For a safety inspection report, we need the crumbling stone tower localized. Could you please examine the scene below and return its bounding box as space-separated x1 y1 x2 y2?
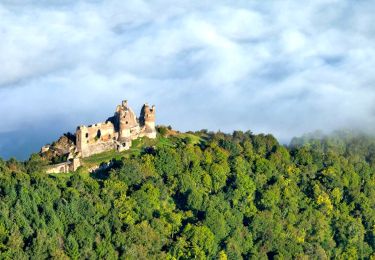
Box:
76 125 88 157
117 100 140 141
140 103 156 138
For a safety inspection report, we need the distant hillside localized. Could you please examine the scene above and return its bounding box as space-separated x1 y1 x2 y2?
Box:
0 129 374 259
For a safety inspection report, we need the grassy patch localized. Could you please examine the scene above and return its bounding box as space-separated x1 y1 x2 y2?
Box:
78 133 202 168
81 136 159 167
178 133 202 145
156 135 175 147
82 149 128 167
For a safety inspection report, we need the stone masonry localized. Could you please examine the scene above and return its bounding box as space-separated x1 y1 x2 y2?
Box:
44 100 156 173
76 100 156 158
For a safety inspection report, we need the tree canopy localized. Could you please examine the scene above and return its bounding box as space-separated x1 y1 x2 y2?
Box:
0 130 374 259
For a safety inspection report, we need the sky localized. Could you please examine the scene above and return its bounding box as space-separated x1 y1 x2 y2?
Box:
1 0 375 160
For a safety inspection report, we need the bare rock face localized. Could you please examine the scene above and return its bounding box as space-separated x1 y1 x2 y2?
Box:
53 135 75 154
40 133 76 163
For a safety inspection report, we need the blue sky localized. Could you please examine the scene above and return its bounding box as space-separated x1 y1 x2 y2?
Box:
1 0 375 159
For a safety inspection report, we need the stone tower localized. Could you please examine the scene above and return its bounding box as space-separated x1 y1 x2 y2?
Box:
76 125 88 157
117 100 140 141
140 103 156 138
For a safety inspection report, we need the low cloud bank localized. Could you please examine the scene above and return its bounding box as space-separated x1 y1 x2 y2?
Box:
1 0 375 159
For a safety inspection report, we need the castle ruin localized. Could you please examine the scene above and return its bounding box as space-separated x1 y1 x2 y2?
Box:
76 100 156 157
43 100 156 173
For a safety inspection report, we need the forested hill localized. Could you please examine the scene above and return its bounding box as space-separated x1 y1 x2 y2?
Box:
0 129 374 259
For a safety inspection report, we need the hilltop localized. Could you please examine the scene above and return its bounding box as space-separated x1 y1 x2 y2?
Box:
39 125 198 175
0 129 374 259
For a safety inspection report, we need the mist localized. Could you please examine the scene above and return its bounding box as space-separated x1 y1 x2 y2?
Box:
1 0 375 160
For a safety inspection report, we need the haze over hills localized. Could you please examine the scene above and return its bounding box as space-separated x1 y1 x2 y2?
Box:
1 1 375 159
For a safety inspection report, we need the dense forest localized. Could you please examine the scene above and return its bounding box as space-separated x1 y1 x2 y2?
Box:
0 129 374 259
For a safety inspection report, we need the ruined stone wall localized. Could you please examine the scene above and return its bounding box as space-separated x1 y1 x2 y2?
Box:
46 158 81 173
76 122 116 157
119 125 141 141
71 158 81 171
82 141 116 158
116 139 132 152
46 162 70 174
86 122 115 143
74 100 156 158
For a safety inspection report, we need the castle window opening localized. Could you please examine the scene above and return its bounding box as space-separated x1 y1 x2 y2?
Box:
97 130 101 139
126 121 128 124
85 133 89 138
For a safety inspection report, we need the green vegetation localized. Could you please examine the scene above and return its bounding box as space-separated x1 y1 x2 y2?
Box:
82 135 175 167
0 130 375 259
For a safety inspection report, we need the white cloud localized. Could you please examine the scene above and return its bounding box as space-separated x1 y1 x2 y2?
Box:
0 0 375 159
281 30 307 53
